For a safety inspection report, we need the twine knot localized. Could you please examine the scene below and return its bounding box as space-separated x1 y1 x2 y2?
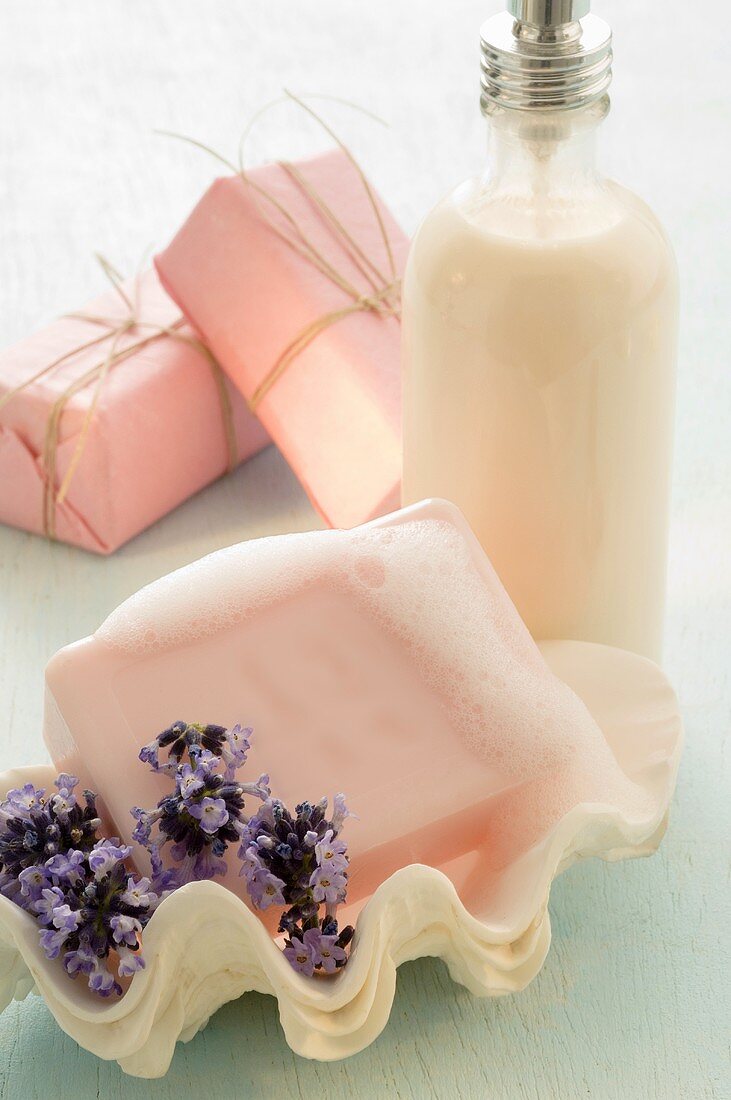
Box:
0 258 238 540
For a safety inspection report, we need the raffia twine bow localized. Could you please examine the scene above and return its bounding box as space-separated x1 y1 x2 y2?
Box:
0 256 237 540
1 93 400 542
167 91 402 412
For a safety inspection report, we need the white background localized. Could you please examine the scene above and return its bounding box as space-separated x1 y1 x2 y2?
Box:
0 2 728 1097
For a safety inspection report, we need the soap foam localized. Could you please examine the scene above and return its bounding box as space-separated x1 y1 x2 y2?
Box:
97 517 646 804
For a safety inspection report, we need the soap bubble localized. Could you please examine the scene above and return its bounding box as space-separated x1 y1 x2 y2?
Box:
96 516 649 813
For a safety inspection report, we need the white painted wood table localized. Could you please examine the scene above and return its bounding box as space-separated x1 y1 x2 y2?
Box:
0 2 728 1097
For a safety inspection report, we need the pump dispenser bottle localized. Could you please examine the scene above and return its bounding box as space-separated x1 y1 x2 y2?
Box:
402 0 677 661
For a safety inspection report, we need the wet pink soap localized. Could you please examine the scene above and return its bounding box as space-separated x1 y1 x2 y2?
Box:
43 500 638 910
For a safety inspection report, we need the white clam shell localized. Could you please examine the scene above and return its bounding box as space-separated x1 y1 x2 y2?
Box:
0 639 682 1078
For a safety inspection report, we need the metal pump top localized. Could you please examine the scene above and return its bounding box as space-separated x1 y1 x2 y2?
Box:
480 0 612 113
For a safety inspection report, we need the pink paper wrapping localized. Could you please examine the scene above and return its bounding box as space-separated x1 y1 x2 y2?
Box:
155 149 408 529
0 269 270 554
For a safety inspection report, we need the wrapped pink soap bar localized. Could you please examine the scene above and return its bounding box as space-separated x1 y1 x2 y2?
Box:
43 500 645 913
0 269 269 554
155 149 408 529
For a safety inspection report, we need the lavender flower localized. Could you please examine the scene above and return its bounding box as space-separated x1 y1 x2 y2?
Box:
0 773 158 997
309 928 348 974
117 946 145 979
89 966 121 995
121 876 156 908
310 865 347 905
0 724 358 995
222 724 253 773
177 763 206 800
0 775 101 905
39 927 69 959
283 926 350 976
45 849 86 882
88 841 131 879
28 837 157 996
139 722 229 772
109 912 143 947
50 902 82 934
283 930 318 977
315 830 349 874
239 795 354 975
243 858 286 909
33 886 65 923
188 796 230 834
17 865 50 901
331 793 353 833
134 722 269 889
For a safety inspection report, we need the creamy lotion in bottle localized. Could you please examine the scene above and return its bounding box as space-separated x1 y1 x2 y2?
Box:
402 0 677 661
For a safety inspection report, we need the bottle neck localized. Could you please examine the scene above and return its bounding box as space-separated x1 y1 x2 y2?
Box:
469 98 614 240
484 99 607 194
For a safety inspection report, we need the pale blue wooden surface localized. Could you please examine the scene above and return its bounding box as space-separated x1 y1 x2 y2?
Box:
0 2 728 1097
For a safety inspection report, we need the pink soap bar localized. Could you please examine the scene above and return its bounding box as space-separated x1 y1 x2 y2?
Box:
0 269 270 553
155 150 408 529
43 500 642 914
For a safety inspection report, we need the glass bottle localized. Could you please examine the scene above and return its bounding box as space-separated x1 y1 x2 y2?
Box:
402 0 678 661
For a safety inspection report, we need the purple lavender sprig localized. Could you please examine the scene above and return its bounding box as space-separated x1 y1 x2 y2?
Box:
139 721 231 772
239 794 354 976
0 724 356 993
0 776 156 996
0 775 101 903
21 840 157 996
133 722 269 889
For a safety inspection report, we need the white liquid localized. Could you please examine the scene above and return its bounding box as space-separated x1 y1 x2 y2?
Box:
402 175 678 660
